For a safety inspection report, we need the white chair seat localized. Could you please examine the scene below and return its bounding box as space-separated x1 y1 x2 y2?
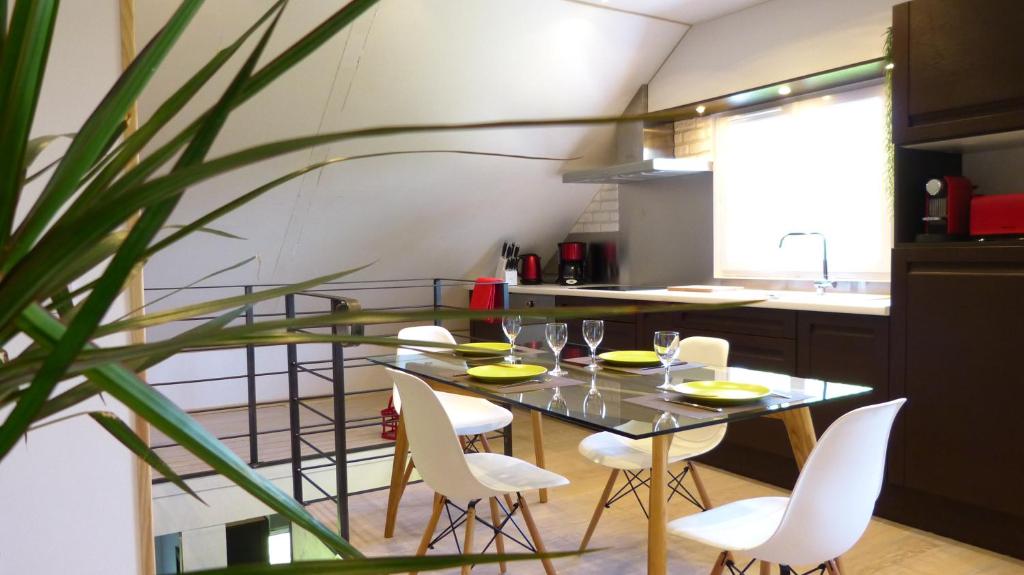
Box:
578 425 726 470
438 391 514 436
668 496 788 550
465 452 570 496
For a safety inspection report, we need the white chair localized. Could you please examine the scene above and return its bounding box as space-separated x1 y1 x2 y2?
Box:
668 398 906 575
577 336 730 551
389 326 514 514
391 369 569 575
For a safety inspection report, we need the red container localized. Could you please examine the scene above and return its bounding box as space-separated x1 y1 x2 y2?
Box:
520 253 543 284
971 193 1024 236
558 241 586 262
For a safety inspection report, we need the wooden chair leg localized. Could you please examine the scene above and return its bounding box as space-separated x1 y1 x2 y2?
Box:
518 493 557 575
709 551 728 575
461 503 477 575
396 458 416 504
579 469 620 551
825 559 842 575
759 560 772 575
488 497 508 574
412 493 445 575
688 461 715 509
531 412 548 503
479 433 493 453
384 415 409 538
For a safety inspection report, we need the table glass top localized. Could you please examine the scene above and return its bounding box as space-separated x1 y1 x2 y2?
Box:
367 343 871 439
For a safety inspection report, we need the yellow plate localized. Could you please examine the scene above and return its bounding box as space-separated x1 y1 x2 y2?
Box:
673 380 772 405
454 342 512 356
466 364 547 383
598 350 662 367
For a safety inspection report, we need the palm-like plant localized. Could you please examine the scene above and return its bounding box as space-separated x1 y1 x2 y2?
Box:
1 0 736 571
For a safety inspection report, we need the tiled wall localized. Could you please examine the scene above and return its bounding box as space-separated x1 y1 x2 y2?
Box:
674 117 714 159
570 184 620 233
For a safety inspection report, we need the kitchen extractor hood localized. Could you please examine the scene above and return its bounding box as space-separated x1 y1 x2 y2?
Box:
562 84 712 184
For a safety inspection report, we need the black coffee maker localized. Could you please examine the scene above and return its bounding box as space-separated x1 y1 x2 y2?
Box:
557 242 586 285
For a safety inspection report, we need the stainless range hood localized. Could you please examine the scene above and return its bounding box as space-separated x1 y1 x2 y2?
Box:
562 85 711 184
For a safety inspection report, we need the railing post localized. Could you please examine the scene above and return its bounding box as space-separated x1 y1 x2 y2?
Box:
501 281 510 310
432 278 442 327
245 286 258 466
330 298 349 540
285 294 303 505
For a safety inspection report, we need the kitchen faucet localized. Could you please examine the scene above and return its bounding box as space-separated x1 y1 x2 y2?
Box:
778 232 837 295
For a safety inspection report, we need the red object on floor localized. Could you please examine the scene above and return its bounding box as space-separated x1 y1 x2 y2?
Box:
380 397 399 440
469 276 505 324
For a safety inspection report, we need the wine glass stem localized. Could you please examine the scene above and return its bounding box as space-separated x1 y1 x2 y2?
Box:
590 347 597 367
554 351 561 373
664 366 671 388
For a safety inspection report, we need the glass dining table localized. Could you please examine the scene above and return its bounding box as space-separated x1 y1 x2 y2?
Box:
370 342 871 575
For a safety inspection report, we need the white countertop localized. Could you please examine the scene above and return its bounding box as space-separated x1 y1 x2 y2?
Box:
502 284 891 316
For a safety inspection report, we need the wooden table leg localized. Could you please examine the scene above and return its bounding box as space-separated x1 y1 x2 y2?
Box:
384 414 408 538
648 434 670 575
531 411 548 503
777 407 817 469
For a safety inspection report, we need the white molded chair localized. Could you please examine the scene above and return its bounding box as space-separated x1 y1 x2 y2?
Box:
391 369 569 575
577 336 730 551
389 326 514 512
668 398 906 575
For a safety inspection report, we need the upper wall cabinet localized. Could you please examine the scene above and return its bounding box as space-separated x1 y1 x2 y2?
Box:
892 0 1024 145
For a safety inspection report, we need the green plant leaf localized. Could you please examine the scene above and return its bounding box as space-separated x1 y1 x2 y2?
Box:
16 303 362 558
183 552 581 575
0 0 59 240
0 1 286 461
89 410 205 503
114 257 256 322
6 0 203 265
24 132 74 169
164 225 246 241
146 149 572 257
97 262 374 336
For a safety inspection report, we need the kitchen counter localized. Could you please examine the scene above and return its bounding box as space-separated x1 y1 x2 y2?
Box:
502 284 890 316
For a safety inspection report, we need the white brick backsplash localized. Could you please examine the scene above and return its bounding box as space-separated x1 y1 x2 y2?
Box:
592 211 610 222
599 188 618 201
600 201 618 212
609 211 619 222
599 222 618 232
582 222 601 233
569 184 619 234
577 212 593 222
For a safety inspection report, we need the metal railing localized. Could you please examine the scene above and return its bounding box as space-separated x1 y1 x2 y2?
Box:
145 277 511 538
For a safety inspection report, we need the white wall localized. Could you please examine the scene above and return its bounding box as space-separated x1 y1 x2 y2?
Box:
0 2 141 574
649 0 901 111
135 0 684 287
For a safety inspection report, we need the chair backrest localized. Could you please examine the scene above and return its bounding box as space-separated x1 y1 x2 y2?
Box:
396 325 457 355
752 398 906 566
392 325 457 412
677 336 729 367
387 368 490 503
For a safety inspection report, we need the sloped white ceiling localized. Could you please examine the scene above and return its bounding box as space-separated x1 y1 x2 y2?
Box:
568 0 768 24
136 0 685 287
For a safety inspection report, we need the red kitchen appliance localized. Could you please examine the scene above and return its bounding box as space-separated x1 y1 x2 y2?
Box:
970 193 1024 237
919 175 974 241
557 242 587 285
519 253 543 284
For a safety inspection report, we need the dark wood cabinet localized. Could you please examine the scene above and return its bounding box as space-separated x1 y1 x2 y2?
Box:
555 296 638 350
892 0 1024 144
892 246 1024 515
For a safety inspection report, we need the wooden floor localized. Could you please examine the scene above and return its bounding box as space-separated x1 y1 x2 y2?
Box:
312 409 1024 575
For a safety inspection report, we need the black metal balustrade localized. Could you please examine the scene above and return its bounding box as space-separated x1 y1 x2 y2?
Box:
145 277 511 539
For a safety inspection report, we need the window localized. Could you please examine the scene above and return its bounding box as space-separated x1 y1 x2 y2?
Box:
712 82 891 282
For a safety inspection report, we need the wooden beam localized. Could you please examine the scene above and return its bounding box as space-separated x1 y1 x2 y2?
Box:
119 1 154 574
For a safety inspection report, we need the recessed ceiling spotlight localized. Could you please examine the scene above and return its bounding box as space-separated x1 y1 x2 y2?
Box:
778 85 792 96
885 62 895 70
695 105 706 115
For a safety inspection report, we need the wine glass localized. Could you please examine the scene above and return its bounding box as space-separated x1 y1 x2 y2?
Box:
547 387 569 416
582 319 604 371
583 372 606 419
545 322 568 376
654 330 680 390
653 410 679 433
501 315 522 364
